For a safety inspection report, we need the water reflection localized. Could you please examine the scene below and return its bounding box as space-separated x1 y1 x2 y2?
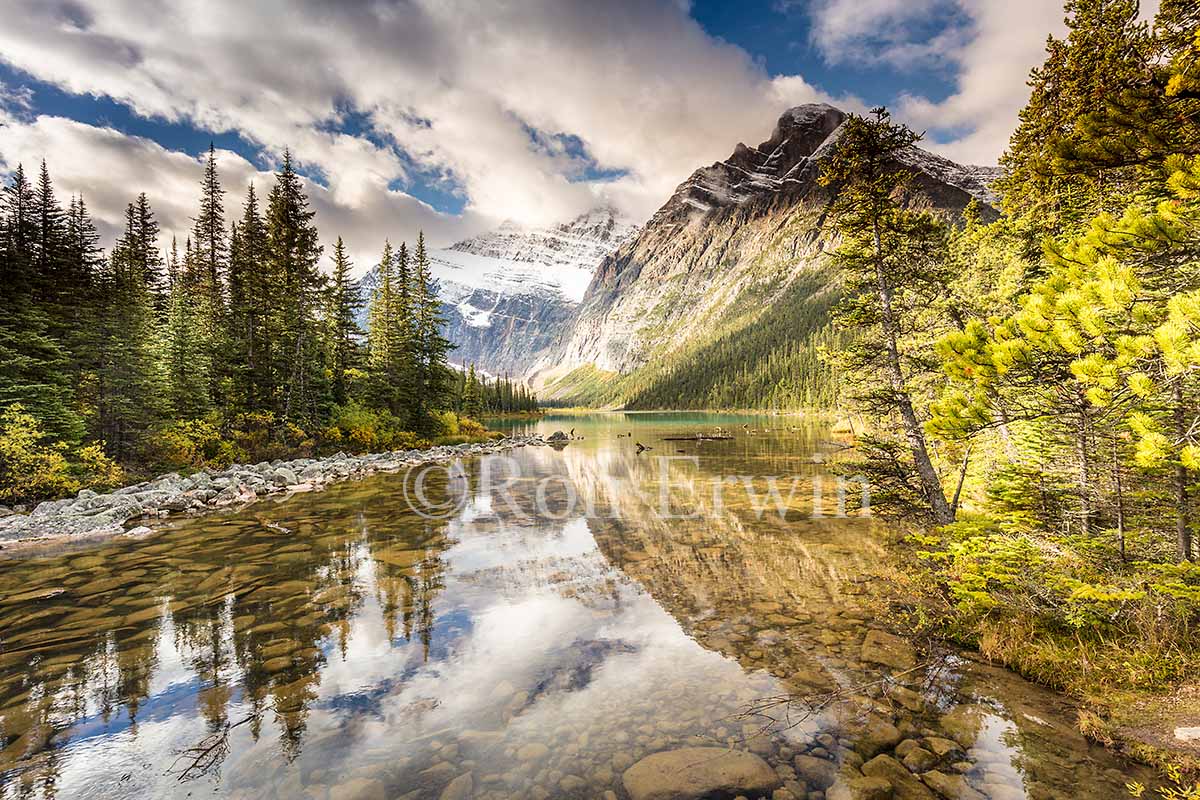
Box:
0 413 1150 799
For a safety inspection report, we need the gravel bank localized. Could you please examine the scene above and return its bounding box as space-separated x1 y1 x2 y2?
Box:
0 434 553 548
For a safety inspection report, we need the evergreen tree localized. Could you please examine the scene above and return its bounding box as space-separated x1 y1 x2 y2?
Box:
0 164 80 441
463 364 483 420
95 200 165 460
997 0 1154 242
411 231 452 430
326 237 363 406
367 240 416 415
264 152 326 424
821 108 956 524
162 237 213 418
226 183 273 413
190 144 227 407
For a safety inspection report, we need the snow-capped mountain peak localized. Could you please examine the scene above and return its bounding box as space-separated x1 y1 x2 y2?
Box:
357 206 639 374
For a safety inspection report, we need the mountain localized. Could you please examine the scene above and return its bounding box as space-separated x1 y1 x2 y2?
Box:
533 103 1001 408
356 207 638 376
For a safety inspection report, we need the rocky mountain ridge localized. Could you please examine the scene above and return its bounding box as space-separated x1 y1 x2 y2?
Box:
357 207 638 376
533 103 1001 401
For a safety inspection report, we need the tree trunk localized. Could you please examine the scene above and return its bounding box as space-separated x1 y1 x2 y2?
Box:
1112 436 1126 563
873 223 953 525
1174 384 1193 561
1076 402 1092 537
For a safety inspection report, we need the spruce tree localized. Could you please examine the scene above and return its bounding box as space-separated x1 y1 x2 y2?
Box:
95 200 165 461
226 183 273 413
162 237 213 418
190 144 227 407
821 109 956 524
326 237 363 406
0 164 80 441
411 231 452 429
264 152 325 425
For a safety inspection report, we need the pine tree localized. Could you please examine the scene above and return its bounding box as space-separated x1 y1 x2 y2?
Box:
367 240 416 415
226 183 273 413
162 237 212 418
0 164 37 302
95 200 165 460
0 164 80 441
265 152 326 424
463 364 483 420
190 144 227 407
821 108 956 524
326 237 363 406
997 0 1154 242
411 231 452 430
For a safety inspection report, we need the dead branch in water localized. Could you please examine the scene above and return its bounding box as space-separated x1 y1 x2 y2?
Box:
729 655 956 743
168 713 256 782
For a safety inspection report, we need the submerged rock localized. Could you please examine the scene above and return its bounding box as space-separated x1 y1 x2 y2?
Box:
859 629 916 671
622 747 781 800
861 755 935 800
921 770 986 800
828 776 894 800
938 705 989 749
439 772 474 800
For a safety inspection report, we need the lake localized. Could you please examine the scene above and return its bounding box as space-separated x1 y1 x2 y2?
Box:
0 412 1150 799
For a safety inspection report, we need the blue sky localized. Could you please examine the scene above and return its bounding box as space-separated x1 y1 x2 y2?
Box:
0 0 1072 265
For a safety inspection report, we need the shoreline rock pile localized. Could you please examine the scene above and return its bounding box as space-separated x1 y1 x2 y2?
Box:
0 434 551 547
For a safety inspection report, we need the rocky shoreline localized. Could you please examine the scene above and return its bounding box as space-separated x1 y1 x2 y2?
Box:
0 434 553 549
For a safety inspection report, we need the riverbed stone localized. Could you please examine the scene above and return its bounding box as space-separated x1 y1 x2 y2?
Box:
795 754 839 788
923 737 961 759
439 772 474 800
921 771 985 800
861 755 935 800
938 706 988 749
329 777 386 800
854 716 902 759
901 747 937 774
622 747 781 800
518 742 550 761
859 630 916 671
828 776 894 800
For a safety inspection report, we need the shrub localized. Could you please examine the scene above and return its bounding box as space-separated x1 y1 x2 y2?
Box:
149 418 236 470
327 402 429 453
73 443 124 492
0 404 77 504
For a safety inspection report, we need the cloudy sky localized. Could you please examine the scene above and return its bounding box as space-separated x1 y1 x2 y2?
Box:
0 0 1132 273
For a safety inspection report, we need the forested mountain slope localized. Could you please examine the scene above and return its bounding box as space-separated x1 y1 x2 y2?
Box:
534 104 1000 408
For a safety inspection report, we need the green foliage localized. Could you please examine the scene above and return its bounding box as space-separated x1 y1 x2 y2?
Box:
147 418 236 470
0 145 462 502
0 404 122 505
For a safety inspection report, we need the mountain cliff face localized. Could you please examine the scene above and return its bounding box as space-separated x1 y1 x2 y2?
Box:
533 104 1000 404
357 208 638 375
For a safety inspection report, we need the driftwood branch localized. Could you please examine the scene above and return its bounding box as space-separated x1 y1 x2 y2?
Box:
167 713 256 782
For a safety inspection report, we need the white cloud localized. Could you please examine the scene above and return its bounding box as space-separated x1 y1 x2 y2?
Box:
806 0 1164 166
807 0 968 67
0 0 851 261
0 112 487 275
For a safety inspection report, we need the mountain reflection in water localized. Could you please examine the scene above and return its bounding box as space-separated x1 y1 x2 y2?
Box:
0 413 1152 799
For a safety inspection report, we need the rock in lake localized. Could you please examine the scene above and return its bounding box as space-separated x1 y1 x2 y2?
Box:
439 772 474 800
622 747 781 800
859 629 916 671
861 755 935 800
827 776 895 800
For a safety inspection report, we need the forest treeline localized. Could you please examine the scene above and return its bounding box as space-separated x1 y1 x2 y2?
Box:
0 148 535 505
828 0 1200 718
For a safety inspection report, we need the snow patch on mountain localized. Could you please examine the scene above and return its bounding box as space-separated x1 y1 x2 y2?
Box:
356 206 639 375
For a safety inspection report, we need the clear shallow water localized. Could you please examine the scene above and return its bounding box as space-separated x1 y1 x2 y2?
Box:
0 413 1151 799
